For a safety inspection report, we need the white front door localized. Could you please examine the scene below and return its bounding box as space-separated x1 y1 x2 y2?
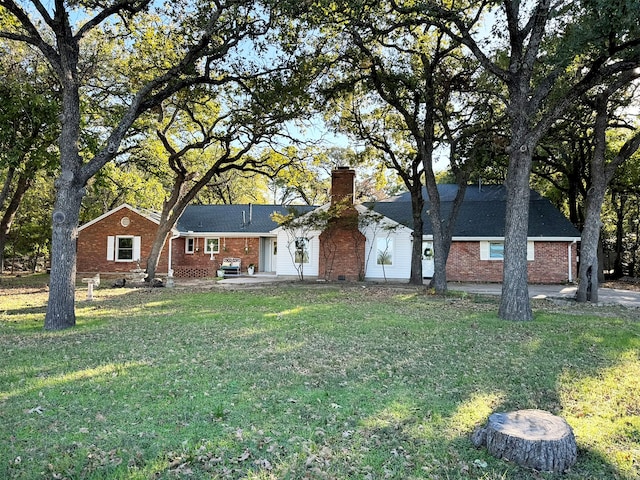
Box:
422 241 434 278
261 238 278 273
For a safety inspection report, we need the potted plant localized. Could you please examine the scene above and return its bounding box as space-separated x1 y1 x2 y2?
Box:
247 264 255 275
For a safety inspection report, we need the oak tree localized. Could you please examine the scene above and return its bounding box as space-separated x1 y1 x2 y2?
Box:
0 0 285 329
0 44 58 271
421 0 640 319
316 1 483 289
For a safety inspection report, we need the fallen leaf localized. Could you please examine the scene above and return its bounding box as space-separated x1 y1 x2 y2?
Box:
474 459 488 468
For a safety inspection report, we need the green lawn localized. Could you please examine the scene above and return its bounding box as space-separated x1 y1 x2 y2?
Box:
1 276 638 479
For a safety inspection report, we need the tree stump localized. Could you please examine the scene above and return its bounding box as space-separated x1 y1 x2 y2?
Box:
472 409 577 473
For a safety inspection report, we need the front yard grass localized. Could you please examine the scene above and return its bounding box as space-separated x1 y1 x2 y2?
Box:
0 278 638 479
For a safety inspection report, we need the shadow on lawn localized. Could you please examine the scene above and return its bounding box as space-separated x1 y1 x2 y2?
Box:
1 283 637 479
149 294 637 480
0 282 176 331
2 304 47 317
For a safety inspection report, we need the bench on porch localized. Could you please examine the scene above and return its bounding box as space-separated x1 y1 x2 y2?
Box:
220 258 241 277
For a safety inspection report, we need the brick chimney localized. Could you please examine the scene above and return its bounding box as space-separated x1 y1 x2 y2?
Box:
330 167 356 206
319 167 365 281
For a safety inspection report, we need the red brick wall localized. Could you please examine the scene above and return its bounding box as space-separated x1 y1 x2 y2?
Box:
446 241 577 283
319 223 366 281
171 236 260 278
77 207 169 275
527 242 578 283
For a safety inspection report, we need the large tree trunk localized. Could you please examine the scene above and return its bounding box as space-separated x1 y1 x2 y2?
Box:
424 162 446 293
576 186 607 302
0 166 16 210
409 186 424 285
427 178 469 295
145 168 217 281
45 174 84 330
499 145 533 321
429 227 448 293
496 9 544 322
145 219 176 281
574 89 640 301
45 60 84 330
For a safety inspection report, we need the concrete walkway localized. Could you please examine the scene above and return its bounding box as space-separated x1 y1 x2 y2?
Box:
215 273 283 285
449 283 640 308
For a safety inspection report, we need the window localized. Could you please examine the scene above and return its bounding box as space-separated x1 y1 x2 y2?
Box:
117 236 134 260
480 241 535 261
294 238 309 264
204 238 219 254
107 235 140 262
185 238 195 254
376 237 393 265
489 242 504 260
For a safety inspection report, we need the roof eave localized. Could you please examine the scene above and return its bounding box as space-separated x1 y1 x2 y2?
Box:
78 203 162 232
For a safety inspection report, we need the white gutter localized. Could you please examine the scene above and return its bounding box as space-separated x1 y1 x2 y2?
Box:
568 240 577 283
166 230 181 286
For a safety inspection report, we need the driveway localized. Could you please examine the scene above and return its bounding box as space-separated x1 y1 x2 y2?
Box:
449 283 640 308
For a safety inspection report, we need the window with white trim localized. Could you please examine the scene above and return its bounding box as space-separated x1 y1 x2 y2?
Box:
185 238 195 254
376 237 394 265
480 241 535 261
204 237 220 254
117 236 134 260
106 235 140 262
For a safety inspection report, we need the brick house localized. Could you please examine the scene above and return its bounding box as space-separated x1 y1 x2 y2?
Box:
77 205 171 276
275 169 580 283
367 182 581 283
77 203 314 279
77 168 580 283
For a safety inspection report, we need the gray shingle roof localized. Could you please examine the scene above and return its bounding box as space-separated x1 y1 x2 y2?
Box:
370 185 580 238
175 204 316 234
173 185 579 238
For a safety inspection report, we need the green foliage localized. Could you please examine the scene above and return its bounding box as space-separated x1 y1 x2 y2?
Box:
80 162 166 222
195 170 271 205
0 40 60 271
3 176 54 271
561 0 640 61
0 46 59 173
